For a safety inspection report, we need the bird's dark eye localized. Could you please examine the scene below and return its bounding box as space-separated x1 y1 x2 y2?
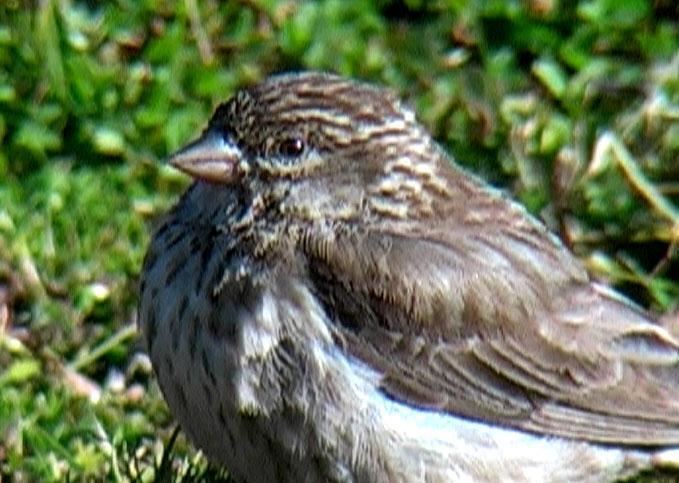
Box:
279 137 305 158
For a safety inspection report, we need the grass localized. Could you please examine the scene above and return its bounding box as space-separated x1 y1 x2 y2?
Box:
0 0 677 481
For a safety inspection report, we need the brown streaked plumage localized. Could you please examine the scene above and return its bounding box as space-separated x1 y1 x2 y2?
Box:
139 72 679 483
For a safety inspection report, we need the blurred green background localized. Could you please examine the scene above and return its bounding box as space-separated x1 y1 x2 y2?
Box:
0 0 677 481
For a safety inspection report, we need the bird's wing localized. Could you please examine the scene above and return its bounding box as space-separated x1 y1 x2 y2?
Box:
300 225 679 445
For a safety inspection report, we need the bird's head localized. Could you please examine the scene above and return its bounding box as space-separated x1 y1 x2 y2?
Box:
169 72 450 224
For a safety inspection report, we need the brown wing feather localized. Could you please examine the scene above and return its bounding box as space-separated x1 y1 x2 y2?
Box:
300 224 679 446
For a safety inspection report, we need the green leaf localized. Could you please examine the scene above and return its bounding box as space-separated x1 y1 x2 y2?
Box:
578 0 650 29
14 120 62 155
532 58 567 99
0 359 41 385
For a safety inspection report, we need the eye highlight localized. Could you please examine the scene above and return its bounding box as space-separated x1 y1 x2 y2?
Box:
279 137 305 158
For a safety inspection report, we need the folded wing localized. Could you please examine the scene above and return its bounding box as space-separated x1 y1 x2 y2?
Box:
301 226 679 445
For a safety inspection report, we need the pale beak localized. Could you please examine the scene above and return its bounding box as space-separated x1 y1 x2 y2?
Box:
168 130 242 183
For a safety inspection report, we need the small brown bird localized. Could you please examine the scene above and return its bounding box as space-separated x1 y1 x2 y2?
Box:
139 72 679 483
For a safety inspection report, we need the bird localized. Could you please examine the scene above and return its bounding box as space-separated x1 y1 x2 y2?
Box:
138 72 679 483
